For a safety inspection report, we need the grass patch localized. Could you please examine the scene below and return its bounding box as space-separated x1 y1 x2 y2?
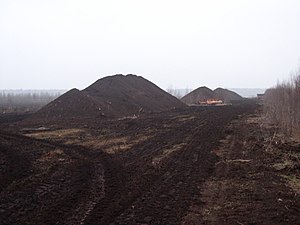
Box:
281 174 300 194
26 129 85 139
273 160 296 171
152 143 186 167
172 115 196 122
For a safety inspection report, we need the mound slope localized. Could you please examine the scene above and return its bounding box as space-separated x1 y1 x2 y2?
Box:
32 88 101 120
181 86 243 104
181 86 214 104
213 88 243 103
26 74 185 123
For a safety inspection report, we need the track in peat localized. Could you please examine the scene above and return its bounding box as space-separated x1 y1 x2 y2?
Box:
1 105 264 224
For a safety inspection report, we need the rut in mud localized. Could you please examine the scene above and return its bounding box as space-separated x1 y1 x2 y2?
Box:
0 132 117 225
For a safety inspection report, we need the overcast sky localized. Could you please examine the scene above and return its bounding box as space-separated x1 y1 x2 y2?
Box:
1 0 300 90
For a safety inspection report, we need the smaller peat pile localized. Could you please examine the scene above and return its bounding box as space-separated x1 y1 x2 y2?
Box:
181 86 243 105
181 86 214 104
213 88 243 103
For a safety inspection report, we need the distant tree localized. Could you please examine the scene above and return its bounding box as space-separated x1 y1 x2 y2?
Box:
0 90 63 113
166 86 189 99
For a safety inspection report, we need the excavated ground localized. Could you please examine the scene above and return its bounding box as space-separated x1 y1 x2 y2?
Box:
0 105 299 224
182 111 300 225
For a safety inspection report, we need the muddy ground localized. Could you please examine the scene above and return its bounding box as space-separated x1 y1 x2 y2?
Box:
0 105 299 224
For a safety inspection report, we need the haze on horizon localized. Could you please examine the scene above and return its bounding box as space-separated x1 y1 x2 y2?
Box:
1 0 300 90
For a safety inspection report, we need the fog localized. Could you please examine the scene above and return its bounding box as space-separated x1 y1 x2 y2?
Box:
1 0 300 90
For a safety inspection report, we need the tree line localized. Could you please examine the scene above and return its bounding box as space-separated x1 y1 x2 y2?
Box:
0 91 63 113
264 71 300 135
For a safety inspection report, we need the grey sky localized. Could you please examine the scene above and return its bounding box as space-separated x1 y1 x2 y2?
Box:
1 0 300 90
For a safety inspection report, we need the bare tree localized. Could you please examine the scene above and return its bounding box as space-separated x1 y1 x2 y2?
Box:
166 86 185 99
264 71 300 135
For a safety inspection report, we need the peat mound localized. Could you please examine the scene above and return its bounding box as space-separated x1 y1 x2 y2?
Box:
24 74 185 124
181 86 214 104
83 74 185 117
181 86 243 104
213 87 243 103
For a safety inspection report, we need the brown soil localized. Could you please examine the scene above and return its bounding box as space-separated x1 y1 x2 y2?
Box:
23 75 185 125
1 104 299 225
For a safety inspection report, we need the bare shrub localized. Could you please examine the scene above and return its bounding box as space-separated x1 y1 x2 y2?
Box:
166 86 188 99
264 71 300 135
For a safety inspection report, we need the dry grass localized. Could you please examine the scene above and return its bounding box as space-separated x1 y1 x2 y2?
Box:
172 115 196 122
84 137 127 150
152 143 186 167
273 160 296 171
26 129 85 139
26 127 155 155
281 175 300 194
36 148 67 163
84 134 154 154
